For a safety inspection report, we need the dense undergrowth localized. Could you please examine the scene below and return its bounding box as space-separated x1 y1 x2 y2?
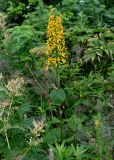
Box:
0 0 114 159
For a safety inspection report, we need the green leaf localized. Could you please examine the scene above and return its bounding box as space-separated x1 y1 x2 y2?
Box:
18 103 32 117
50 89 66 106
0 124 24 133
44 128 61 144
0 86 6 92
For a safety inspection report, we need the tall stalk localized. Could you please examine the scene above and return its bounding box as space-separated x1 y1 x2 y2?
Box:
45 68 53 119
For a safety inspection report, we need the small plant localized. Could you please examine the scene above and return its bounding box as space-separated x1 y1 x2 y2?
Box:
49 141 87 160
0 74 25 150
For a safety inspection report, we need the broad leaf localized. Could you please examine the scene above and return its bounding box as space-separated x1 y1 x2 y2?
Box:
50 89 66 106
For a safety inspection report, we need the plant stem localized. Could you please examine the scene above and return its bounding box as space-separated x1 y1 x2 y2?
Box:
45 68 53 119
4 98 13 150
56 61 60 89
7 98 13 122
5 131 10 150
18 146 31 160
59 105 63 138
26 63 53 118
25 63 46 96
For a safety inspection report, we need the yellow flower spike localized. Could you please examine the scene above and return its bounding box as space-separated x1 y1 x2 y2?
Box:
45 8 67 69
95 120 101 128
47 8 56 55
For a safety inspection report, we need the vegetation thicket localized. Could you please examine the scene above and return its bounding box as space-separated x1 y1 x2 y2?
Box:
0 0 114 159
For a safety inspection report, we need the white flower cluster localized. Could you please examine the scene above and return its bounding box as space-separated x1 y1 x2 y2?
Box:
5 76 25 96
29 120 45 146
0 100 10 118
0 73 3 80
0 12 7 30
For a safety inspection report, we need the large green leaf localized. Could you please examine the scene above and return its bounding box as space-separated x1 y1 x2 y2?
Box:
50 89 66 106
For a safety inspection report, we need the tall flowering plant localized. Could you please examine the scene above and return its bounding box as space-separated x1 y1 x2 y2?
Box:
44 9 67 118
46 8 67 70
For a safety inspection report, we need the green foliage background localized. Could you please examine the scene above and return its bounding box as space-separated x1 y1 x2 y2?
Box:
0 0 114 159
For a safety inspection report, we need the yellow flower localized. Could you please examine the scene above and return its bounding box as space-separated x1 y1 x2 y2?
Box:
95 120 101 127
46 8 67 69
